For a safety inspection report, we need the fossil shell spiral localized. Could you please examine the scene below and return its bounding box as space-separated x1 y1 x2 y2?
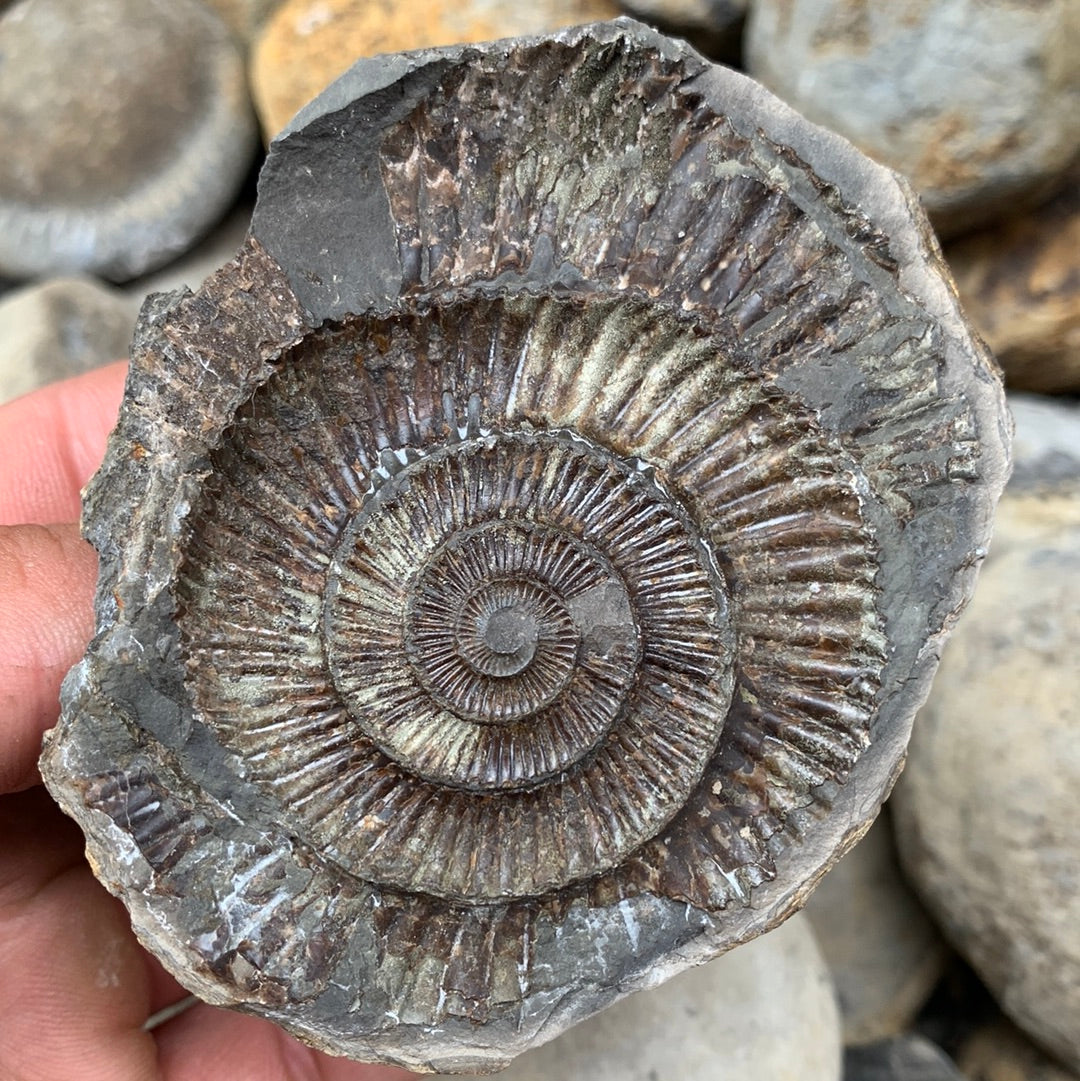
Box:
40 19 1010 1075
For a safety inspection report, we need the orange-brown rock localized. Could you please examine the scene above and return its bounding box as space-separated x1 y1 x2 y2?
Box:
251 0 620 138
948 174 1080 394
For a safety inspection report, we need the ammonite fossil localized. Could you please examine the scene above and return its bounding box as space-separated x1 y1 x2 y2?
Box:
41 19 1010 1075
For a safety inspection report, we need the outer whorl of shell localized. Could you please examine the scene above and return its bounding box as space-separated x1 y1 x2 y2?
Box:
177 290 882 907
41 19 1010 1076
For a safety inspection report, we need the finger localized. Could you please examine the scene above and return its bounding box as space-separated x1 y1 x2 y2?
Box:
0 784 196 1019
0 786 84 911
0 788 159 1081
155 1004 418 1081
0 360 127 526
142 952 194 1019
0 523 96 793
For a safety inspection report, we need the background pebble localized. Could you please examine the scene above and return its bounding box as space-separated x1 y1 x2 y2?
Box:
844 1034 965 1081
892 395 1080 1072
251 0 621 139
0 276 135 405
744 0 1080 237
804 810 947 1046
0 0 256 281
959 1018 1080 1081
947 168 1080 394
616 0 745 59
203 0 284 43
124 201 253 301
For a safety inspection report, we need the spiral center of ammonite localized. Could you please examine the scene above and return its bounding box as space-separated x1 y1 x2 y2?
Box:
400 521 627 726
482 605 534 658
460 582 549 676
313 429 736 897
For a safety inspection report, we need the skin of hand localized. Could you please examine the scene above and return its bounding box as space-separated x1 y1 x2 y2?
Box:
0 363 417 1081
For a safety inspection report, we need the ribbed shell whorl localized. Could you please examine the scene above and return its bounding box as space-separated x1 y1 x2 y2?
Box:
176 291 883 906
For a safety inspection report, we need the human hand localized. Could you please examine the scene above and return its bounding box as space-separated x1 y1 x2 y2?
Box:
0 363 416 1081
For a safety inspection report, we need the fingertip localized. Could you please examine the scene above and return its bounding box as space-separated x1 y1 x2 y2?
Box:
0 523 97 793
155 1005 419 1081
0 360 128 526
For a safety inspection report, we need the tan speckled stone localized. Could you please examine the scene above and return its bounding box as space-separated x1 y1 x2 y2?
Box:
250 0 621 138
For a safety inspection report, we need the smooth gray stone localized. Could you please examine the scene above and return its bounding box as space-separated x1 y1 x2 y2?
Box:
804 810 947 1045
845 1036 964 1081
0 276 135 404
1006 394 1080 491
123 202 253 302
203 0 283 44
745 0 1080 238
0 0 257 282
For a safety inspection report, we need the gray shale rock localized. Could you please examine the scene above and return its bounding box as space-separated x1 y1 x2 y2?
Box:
745 0 1080 238
439 914 841 1081
0 276 134 404
893 394 1080 1072
40 19 1009 1075
0 0 257 282
803 809 947 1045
845 1035 964 1081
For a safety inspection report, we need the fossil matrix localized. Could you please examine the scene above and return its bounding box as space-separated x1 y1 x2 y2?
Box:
41 19 1010 1075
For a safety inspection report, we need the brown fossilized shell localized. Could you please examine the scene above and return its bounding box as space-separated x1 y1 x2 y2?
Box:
40 19 1010 1075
